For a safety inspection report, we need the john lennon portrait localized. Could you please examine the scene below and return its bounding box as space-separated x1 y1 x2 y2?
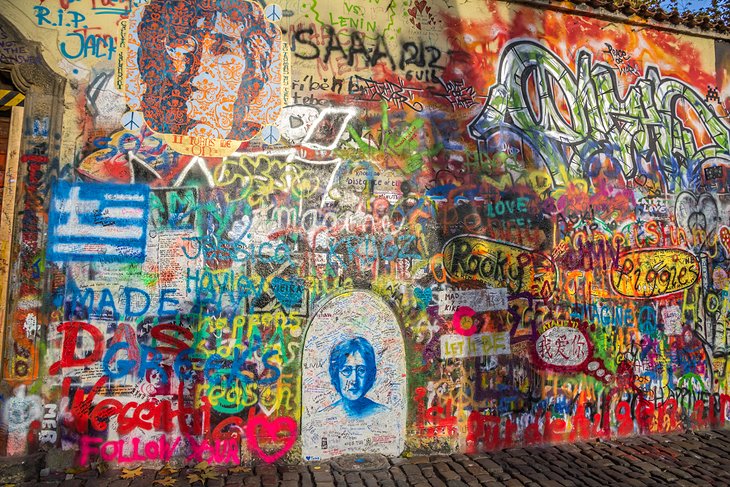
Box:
323 337 387 418
125 0 283 141
301 291 406 460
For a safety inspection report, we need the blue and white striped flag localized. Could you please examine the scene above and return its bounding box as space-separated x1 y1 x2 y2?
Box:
47 182 150 262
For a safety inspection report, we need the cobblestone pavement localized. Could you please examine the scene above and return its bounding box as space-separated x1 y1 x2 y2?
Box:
14 429 730 487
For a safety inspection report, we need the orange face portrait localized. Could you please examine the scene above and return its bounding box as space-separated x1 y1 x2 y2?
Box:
126 0 282 141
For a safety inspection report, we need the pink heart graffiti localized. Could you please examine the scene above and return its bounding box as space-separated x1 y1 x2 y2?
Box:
246 414 298 463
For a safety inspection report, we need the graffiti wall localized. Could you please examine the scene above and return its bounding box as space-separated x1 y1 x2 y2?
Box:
0 0 729 465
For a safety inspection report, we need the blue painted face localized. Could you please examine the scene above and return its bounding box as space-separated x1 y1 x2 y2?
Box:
339 351 368 401
329 337 378 404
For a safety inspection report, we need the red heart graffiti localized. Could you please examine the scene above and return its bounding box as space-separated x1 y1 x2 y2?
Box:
246 414 297 463
415 0 427 12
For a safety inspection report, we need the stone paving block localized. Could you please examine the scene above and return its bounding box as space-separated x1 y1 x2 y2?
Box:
463 464 488 477
363 473 380 487
130 478 157 487
262 475 279 486
74 469 100 480
622 478 649 487
466 468 488 479
43 471 69 482
623 469 651 481
553 444 580 454
661 466 692 480
514 466 537 476
456 473 477 484
314 472 335 482
710 436 730 449
633 461 660 473
402 465 422 478
81 475 109 487
434 466 460 482
428 476 447 487
604 469 636 483
696 471 720 482
503 458 527 467
344 473 361 484
571 458 591 469
505 449 529 457
492 472 512 482
676 441 703 450
535 481 562 487
435 471 460 482
244 476 262 487
593 457 617 468
407 476 429 485
548 461 569 471
674 480 704 487
256 465 279 476
572 476 603 487
448 462 469 475
649 469 679 483
107 481 131 487
420 468 435 479
512 472 532 485
539 471 564 485
474 458 504 474
390 467 407 481
474 474 496 484
702 465 728 477
554 477 575 487
696 447 721 459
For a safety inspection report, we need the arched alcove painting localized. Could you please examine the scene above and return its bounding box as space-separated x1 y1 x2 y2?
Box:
301 291 406 460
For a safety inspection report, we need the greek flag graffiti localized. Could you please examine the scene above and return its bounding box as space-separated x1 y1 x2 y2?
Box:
47 182 150 262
